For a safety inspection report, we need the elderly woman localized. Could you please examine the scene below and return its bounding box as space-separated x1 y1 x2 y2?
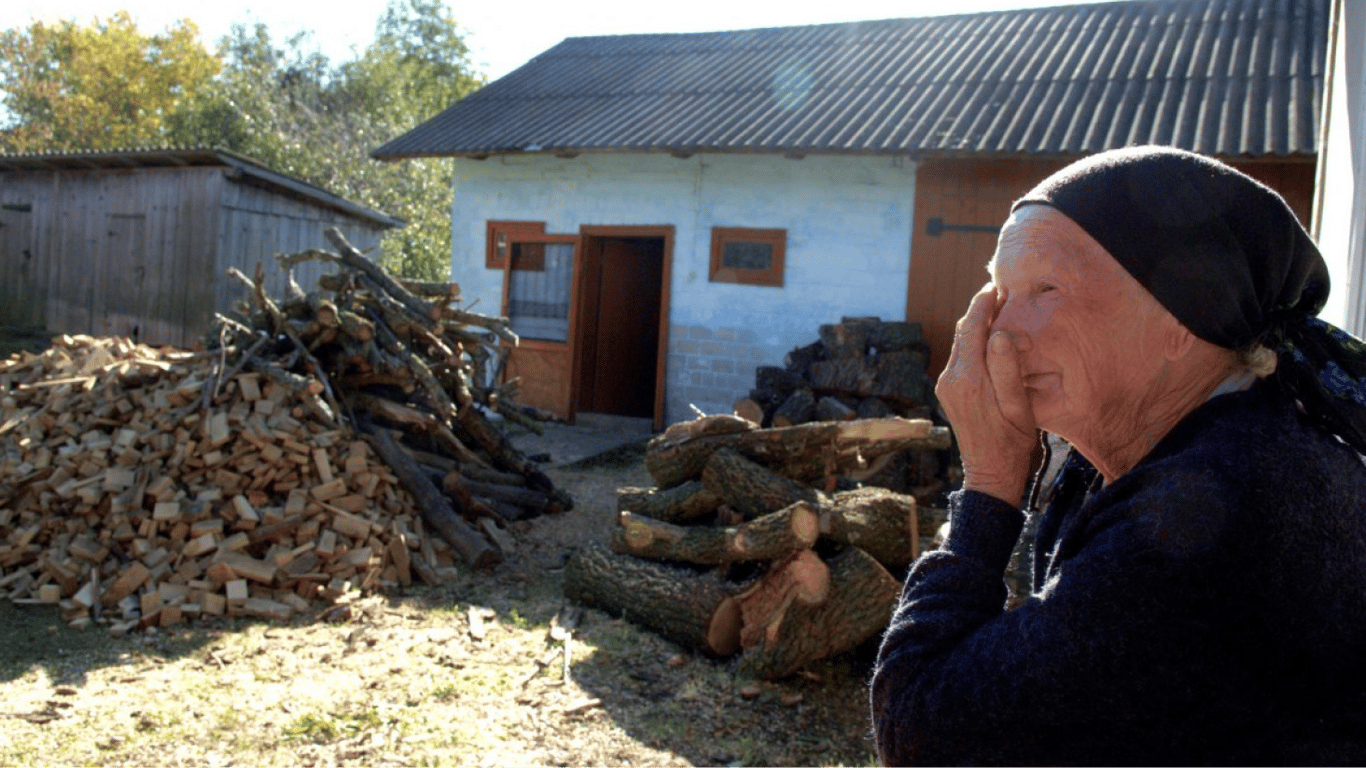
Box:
870 146 1366 765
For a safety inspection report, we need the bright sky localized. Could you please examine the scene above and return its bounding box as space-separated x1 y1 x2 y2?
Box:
0 0 1126 83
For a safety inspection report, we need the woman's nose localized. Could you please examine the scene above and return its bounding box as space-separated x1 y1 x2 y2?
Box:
991 298 1034 351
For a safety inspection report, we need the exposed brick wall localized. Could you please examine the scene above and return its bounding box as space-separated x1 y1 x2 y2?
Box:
667 324 769 421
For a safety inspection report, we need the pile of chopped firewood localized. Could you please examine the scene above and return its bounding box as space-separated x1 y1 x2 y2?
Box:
733 317 944 499
564 413 950 680
0 228 567 633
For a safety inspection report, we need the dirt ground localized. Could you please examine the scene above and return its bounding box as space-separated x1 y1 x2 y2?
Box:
0 416 881 767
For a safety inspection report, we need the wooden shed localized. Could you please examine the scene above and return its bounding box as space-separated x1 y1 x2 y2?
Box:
0 147 403 348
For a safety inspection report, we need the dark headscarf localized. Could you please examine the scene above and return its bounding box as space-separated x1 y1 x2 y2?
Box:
1013 145 1366 455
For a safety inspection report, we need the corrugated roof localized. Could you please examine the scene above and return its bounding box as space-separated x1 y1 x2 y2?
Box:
0 146 405 228
372 0 1327 161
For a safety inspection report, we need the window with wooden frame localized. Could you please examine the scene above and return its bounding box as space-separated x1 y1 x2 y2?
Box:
486 220 546 269
709 227 786 287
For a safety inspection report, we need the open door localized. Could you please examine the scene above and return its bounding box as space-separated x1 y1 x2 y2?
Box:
576 235 664 418
502 233 581 419
578 225 674 430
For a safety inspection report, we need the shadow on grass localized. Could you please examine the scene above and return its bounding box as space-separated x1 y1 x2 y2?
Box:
0 600 279 691
559 599 881 767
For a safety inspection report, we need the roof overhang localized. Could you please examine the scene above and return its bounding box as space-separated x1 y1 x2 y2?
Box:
0 147 405 229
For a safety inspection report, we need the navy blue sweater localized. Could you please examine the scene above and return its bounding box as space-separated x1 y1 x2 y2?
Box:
871 382 1366 765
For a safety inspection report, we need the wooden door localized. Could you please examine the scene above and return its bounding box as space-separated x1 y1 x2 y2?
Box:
907 159 1066 379
0 203 42 328
99 212 150 340
577 236 663 417
502 234 581 419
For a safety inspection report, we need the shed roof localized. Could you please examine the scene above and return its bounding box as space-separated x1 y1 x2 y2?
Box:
372 0 1327 161
0 147 405 228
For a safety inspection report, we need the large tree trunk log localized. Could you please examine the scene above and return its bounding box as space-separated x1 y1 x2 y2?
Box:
459 464 528 487
799 486 920 569
736 545 900 680
814 396 857 422
658 413 756 442
616 481 722 524
563 542 744 656
771 388 816 427
360 423 501 571
646 417 949 488
783 341 824 380
610 504 818 565
701 447 821 520
817 319 873 359
734 549 831 651
867 321 927 354
855 397 896 419
754 365 806 401
808 350 928 406
775 419 952 483
731 398 766 427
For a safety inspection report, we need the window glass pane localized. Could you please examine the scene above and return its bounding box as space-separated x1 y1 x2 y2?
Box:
507 242 573 342
722 240 773 271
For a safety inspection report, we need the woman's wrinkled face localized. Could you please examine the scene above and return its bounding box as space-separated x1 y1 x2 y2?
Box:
989 205 1173 440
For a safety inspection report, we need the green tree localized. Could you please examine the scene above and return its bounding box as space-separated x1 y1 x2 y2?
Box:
0 12 219 152
168 1 482 279
343 0 485 279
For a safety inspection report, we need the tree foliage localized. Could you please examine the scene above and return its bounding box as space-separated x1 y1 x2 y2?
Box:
1 0 483 280
171 0 485 280
0 12 219 153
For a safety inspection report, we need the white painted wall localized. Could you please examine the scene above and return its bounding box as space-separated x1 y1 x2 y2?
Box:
451 152 918 424
1314 0 1366 335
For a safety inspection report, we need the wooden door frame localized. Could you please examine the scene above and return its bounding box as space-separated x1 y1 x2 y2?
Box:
578 224 674 431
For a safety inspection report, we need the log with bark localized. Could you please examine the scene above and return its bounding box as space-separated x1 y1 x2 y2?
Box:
771 388 816 427
616 481 723 524
804 485 920 569
735 544 900 680
609 504 819 565
699 447 822 521
734 549 831 651
645 416 949 488
563 541 746 656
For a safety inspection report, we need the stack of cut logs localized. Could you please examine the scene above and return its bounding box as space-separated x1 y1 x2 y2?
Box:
0 228 567 633
564 412 951 680
733 317 943 501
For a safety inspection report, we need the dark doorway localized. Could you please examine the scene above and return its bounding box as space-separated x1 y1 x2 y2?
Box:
576 235 665 418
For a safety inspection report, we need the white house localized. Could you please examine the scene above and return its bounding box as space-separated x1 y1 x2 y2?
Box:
375 0 1328 429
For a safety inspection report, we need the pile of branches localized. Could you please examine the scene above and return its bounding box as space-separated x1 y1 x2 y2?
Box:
564 413 950 680
219 227 572 569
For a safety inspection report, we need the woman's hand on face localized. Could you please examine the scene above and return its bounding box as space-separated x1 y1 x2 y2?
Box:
936 283 1038 507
